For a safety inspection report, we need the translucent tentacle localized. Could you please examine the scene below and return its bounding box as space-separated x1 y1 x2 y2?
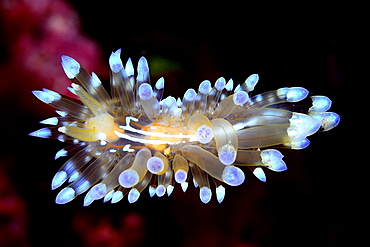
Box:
206 77 226 112
172 154 189 184
189 162 212 203
194 80 211 114
210 118 238 165
109 49 135 110
237 124 308 149
33 89 92 119
182 145 245 186
246 87 309 109
118 148 151 188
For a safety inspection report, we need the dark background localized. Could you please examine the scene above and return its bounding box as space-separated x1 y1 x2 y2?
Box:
0 0 359 246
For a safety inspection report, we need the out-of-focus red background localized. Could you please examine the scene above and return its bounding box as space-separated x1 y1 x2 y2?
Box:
0 0 358 246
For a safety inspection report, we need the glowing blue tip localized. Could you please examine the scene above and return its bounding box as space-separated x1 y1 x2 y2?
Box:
89 183 107 200
222 166 245 186
175 170 187 184
51 171 68 190
253 167 266 182
29 128 52 138
216 185 225 203
199 187 212 204
245 74 259 92
55 187 75 204
286 87 309 102
225 79 234 91
61 55 80 79
137 56 149 82
139 83 153 101
118 170 139 188
155 77 165 90
156 185 166 197
198 80 211 94
215 77 226 91
128 188 140 203
233 91 249 105
184 88 196 101
54 149 67 160
260 149 284 165
103 190 114 202
309 96 332 113
40 117 58 125
109 49 123 73
219 144 237 166
32 90 61 104
181 182 188 192
111 191 123 203
125 58 134 77
269 160 288 172
312 112 340 131
146 157 164 174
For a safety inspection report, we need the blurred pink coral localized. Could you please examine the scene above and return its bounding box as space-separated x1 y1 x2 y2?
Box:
0 0 107 115
73 211 146 247
0 157 29 247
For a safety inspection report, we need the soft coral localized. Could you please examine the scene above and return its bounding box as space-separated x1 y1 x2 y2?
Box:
0 0 108 116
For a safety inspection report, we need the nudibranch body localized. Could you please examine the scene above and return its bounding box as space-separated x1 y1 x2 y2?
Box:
29 49 340 205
